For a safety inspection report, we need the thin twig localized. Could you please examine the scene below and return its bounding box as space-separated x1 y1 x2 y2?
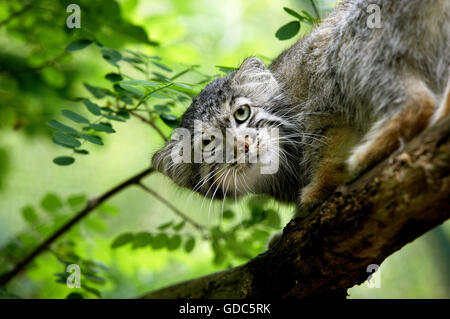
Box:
0 167 155 286
137 182 206 234
133 84 174 110
130 111 168 142
310 0 321 20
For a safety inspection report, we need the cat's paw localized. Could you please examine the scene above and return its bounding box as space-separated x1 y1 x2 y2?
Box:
300 182 330 208
346 136 407 178
345 147 369 178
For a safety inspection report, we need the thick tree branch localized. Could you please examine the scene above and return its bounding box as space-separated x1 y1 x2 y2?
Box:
142 116 450 299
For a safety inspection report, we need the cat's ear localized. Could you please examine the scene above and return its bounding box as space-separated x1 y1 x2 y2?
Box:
152 141 194 187
152 142 174 177
234 57 269 82
233 57 279 102
238 57 267 73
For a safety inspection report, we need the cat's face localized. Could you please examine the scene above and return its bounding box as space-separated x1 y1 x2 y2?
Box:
152 57 298 200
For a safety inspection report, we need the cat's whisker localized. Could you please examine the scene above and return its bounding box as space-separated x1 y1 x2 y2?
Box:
238 170 254 195
192 167 216 194
221 167 234 219
208 167 231 224
201 166 226 217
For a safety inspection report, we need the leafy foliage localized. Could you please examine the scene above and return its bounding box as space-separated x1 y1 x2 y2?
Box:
110 196 278 266
47 41 217 165
275 1 322 41
0 0 156 136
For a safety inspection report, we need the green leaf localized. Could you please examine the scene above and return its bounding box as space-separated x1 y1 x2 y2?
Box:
111 233 134 248
216 65 237 74
22 206 38 223
120 24 158 46
101 48 122 67
53 131 81 148
85 216 107 233
65 39 92 52
132 232 153 249
222 210 234 220
120 80 160 87
121 96 133 105
103 114 126 122
66 293 84 299
67 194 86 208
116 110 130 119
83 273 106 284
83 83 107 99
160 113 180 128
283 7 304 20
54 273 68 284
84 216 107 233
275 21 300 40
152 62 172 72
171 82 193 90
82 99 101 116
157 221 173 230
184 237 196 253
167 235 182 250
52 139 74 149
74 149 89 155
123 57 142 64
154 104 170 113
173 221 186 231
301 10 315 22
105 73 123 82
91 123 116 133
41 193 63 213
46 120 78 135
151 233 168 250
79 134 104 146
119 84 144 97
152 72 169 81
163 87 196 99
98 204 119 215
84 260 109 272
53 156 75 166
212 240 226 265
62 110 90 124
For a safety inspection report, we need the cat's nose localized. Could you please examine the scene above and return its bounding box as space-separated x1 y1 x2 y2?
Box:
234 136 251 155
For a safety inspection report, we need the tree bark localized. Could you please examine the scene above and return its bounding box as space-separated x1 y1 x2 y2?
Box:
142 116 450 299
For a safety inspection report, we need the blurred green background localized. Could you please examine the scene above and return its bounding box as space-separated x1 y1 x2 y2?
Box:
0 0 449 299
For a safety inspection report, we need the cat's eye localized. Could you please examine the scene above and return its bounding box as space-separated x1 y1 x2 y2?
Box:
202 135 215 150
234 105 251 123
